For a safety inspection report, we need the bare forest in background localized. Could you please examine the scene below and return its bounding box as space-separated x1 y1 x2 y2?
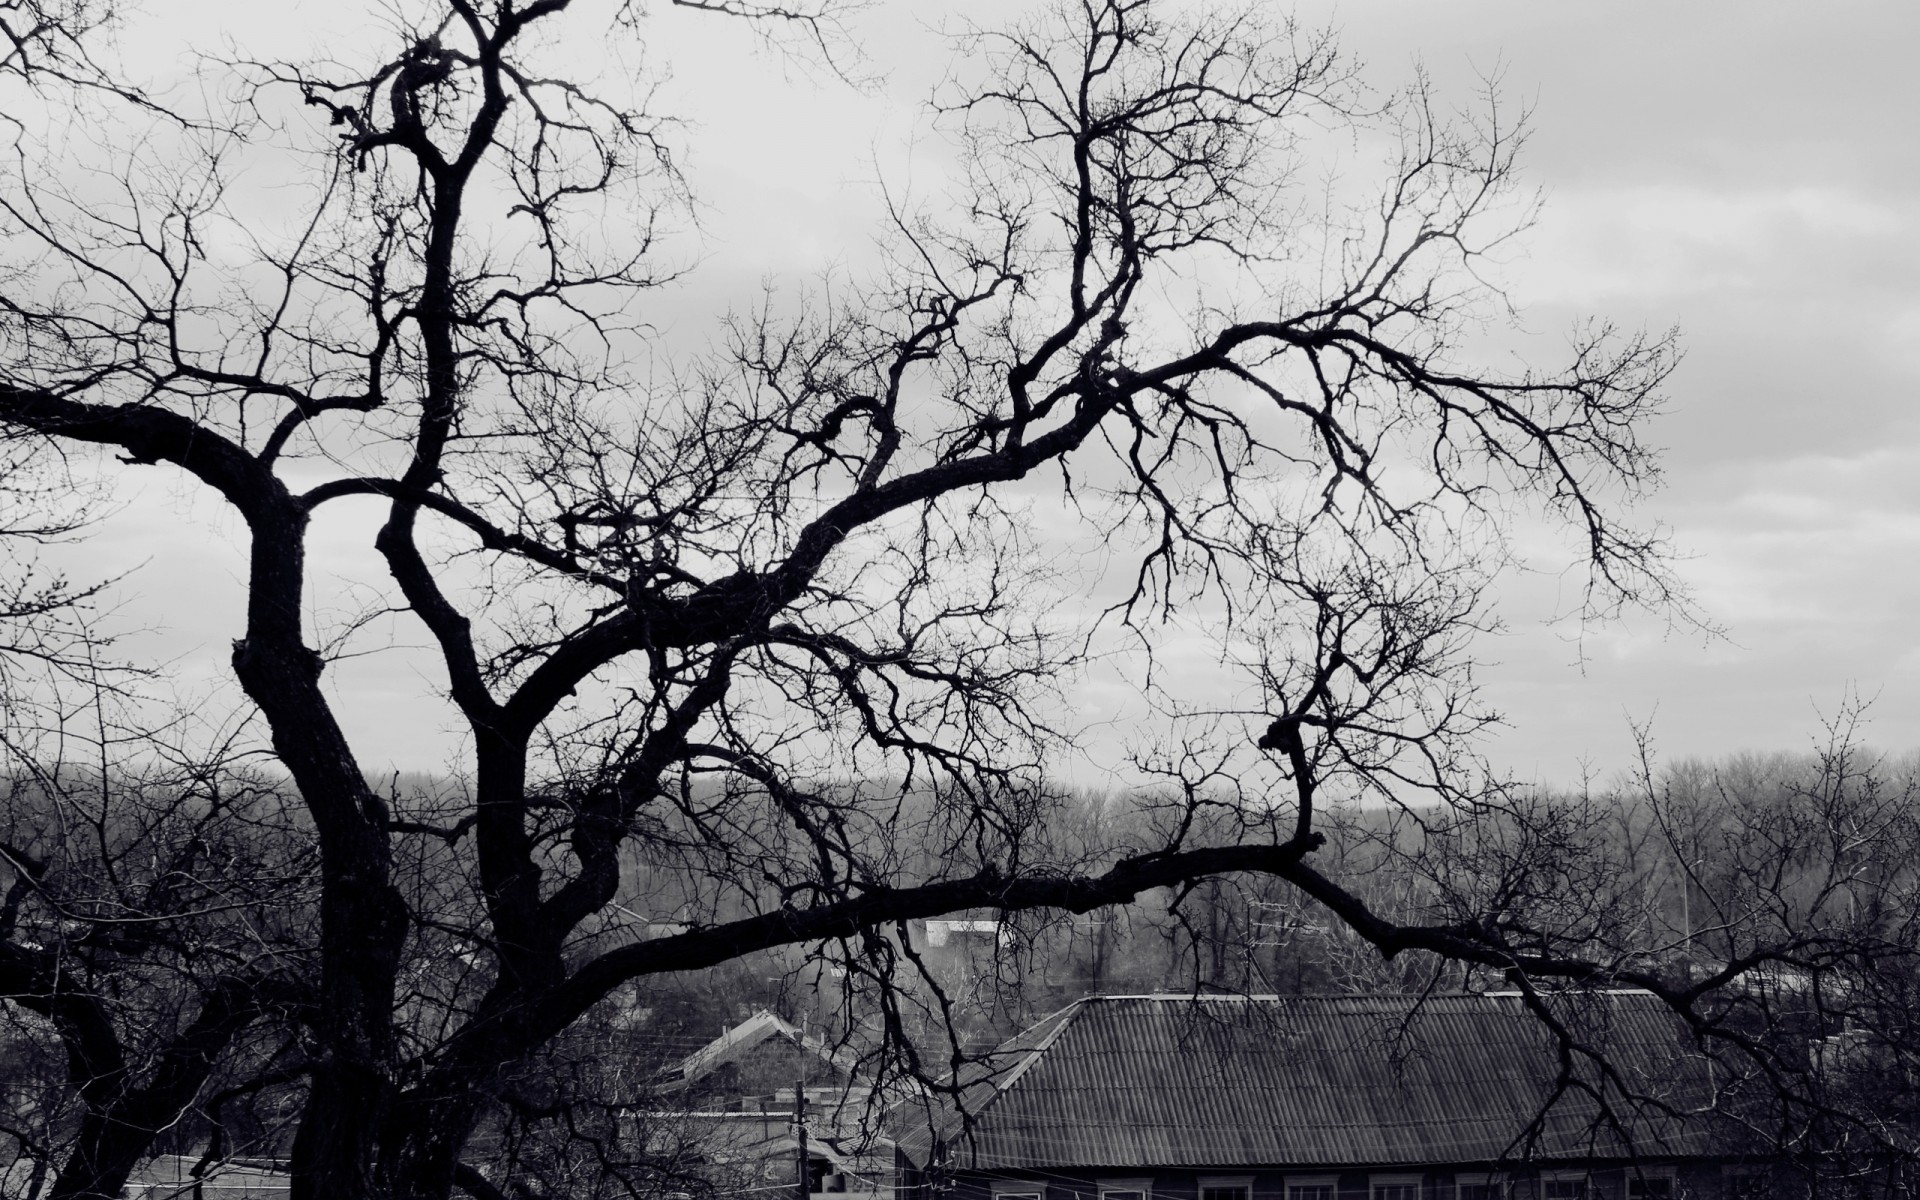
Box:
9 726 1920 1195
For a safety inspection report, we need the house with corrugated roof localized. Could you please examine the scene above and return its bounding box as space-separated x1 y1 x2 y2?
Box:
893 993 1765 1200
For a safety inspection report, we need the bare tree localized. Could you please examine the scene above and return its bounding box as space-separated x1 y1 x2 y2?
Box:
0 1 1697 1197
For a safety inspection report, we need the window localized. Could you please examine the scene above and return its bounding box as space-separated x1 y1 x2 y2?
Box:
1724 1174 1767 1200
1540 1177 1587 1200
1627 1178 1675 1200
1455 1173 1505 1200
1100 1177 1153 1200
1202 1174 1253 1200
990 1182 1043 1200
1287 1177 1337 1200
1373 1175 1421 1200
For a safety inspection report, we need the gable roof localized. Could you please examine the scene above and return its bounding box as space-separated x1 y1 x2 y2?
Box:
895 992 1726 1171
665 1009 860 1089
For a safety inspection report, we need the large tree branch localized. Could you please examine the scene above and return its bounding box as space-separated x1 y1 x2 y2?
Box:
47 971 301 1200
0 941 127 1113
0 387 285 524
498 830 1711 1072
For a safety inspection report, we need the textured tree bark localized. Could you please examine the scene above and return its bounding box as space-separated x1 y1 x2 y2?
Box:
228 510 407 1200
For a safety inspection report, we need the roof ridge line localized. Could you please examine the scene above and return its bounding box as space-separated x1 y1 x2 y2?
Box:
990 998 1087 1099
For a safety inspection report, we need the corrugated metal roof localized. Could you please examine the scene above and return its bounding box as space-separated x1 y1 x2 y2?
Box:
895 993 1724 1171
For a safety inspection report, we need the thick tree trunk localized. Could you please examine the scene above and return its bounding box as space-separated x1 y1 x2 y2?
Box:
380 1088 487 1200
230 506 408 1200
44 1116 147 1200
292 1060 401 1200
244 642 408 1200
46 975 278 1200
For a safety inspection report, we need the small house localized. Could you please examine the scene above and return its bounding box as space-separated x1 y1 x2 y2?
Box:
639 1010 893 1200
658 1008 861 1103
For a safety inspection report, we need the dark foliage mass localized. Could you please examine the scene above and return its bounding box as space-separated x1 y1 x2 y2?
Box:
1 1 1910 1199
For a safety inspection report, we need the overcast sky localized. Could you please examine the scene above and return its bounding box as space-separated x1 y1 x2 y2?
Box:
1311 2 1920 781
62 0 1920 788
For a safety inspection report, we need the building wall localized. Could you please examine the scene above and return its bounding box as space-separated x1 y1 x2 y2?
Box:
908 1163 1768 1200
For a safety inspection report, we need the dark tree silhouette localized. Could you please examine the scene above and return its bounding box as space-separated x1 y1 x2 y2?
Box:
0 2 1707 1198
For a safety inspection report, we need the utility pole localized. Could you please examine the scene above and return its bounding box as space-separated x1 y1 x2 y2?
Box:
793 1078 809 1200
